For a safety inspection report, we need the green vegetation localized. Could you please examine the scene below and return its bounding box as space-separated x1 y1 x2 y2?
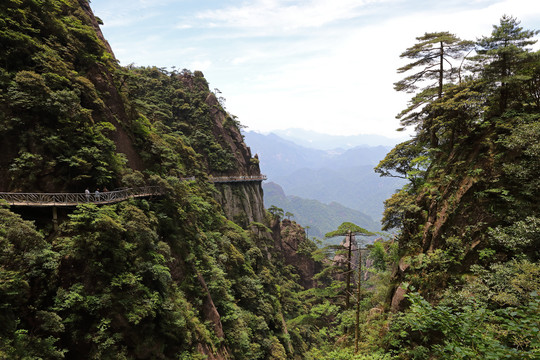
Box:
373 15 540 359
0 0 124 191
0 1 315 358
1 2 540 359
324 222 372 239
120 66 239 175
0 196 318 358
0 0 241 194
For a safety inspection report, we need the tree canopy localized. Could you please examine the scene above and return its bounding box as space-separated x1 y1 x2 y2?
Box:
394 32 473 147
324 222 373 238
376 16 540 358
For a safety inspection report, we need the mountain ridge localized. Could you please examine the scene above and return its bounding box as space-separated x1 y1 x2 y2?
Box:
263 181 379 239
244 130 406 220
270 128 408 149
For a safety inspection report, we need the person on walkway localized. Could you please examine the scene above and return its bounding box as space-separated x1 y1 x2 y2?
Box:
95 188 100 201
85 188 90 202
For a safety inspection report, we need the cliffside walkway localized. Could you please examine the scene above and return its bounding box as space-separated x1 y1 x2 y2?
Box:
210 175 267 183
0 175 267 207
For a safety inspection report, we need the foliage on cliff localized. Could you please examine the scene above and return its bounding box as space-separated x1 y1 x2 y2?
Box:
375 16 540 358
4 1 539 359
0 0 252 193
118 65 246 175
0 0 126 191
0 1 312 359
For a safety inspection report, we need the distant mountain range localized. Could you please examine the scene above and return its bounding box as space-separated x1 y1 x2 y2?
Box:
244 130 407 224
263 182 379 239
272 128 408 149
244 131 392 176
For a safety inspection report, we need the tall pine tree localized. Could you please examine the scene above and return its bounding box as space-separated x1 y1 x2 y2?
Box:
394 32 473 147
474 15 539 114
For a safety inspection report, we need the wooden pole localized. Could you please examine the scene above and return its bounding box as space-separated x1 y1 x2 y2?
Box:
52 206 59 232
355 248 362 353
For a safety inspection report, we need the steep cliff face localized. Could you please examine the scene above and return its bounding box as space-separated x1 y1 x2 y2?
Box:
271 218 320 289
114 66 266 226
387 135 500 309
204 92 266 224
382 31 540 313
213 182 266 226
0 2 307 359
0 0 145 192
125 69 266 225
205 94 261 177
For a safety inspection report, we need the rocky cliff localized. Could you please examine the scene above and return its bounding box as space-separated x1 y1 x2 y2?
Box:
0 1 308 359
0 0 266 227
0 0 145 192
213 181 267 226
203 91 266 224
271 218 321 289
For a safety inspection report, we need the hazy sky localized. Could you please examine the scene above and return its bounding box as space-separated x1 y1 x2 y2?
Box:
90 0 540 138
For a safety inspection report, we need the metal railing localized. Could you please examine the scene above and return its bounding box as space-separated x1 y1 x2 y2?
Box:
210 175 267 183
0 175 267 207
0 186 164 207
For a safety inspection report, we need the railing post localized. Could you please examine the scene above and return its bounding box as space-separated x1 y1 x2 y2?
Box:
52 206 59 232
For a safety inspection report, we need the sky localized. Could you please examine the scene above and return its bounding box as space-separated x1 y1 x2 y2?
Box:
90 0 540 138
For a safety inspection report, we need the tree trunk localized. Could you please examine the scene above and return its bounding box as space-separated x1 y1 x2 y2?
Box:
438 41 444 99
355 249 362 353
345 231 352 308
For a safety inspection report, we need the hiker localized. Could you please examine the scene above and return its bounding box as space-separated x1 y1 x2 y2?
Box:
95 189 100 201
85 188 90 202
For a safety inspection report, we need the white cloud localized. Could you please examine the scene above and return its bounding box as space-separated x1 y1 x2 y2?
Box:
231 50 269 65
190 0 391 33
176 24 193 30
218 0 540 136
91 0 540 137
189 60 213 72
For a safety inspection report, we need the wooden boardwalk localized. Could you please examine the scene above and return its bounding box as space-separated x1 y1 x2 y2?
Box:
0 175 267 207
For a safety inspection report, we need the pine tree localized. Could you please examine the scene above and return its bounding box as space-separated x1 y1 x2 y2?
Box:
474 15 539 114
325 222 372 309
395 32 473 147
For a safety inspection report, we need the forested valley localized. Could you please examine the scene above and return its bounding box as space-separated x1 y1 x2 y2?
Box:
0 1 539 359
